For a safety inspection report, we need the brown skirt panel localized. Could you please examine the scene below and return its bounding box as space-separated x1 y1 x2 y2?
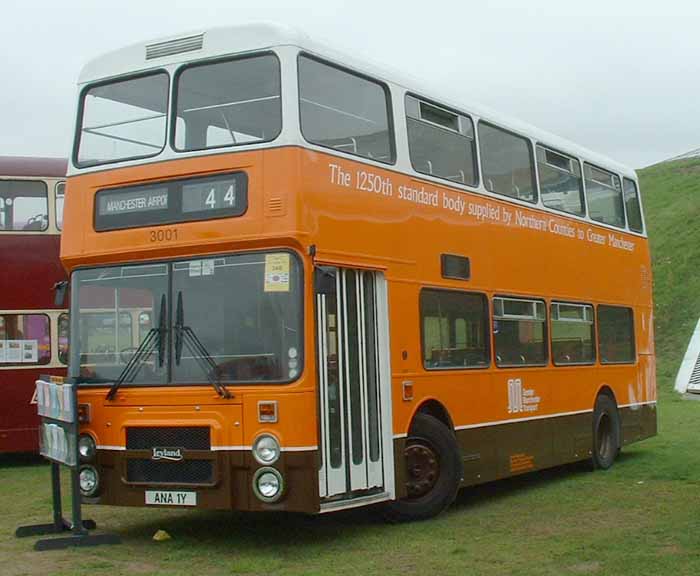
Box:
391 403 656 494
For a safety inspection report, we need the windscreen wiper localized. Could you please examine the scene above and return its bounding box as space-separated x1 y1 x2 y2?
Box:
175 291 232 399
106 295 166 401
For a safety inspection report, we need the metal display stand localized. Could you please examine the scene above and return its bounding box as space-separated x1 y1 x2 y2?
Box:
15 376 120 551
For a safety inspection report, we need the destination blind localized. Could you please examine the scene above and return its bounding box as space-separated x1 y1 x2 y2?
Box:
94 171 248 231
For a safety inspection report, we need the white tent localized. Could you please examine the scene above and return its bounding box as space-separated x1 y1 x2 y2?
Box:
675 318 700 394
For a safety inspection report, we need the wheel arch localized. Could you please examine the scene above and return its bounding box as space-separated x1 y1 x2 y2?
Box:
409 398 456 436
595 385 618 408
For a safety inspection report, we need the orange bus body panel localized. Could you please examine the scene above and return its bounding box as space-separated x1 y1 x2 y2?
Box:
62 146 655 509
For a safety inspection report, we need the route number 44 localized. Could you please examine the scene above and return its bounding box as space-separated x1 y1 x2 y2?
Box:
205 185 235 209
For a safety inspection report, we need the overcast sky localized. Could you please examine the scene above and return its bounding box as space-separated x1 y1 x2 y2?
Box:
1 0 698 168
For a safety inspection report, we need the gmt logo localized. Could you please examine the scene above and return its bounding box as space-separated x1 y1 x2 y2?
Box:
507 378 541 414
151 447 184 461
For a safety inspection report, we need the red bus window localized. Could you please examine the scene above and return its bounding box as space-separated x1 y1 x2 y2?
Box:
0 313 51 365
0 180 48 231
58 312 70 365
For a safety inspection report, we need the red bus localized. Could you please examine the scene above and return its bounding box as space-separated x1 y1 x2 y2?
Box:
0 156 68 453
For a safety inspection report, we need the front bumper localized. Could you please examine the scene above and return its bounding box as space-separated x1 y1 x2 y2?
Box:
88 448 319 513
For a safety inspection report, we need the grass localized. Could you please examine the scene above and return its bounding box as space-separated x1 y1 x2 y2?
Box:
3 407 700 576
2 159 700 575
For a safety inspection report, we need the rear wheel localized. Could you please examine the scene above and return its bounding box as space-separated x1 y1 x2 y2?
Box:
591 394 620 470
384 413 461 522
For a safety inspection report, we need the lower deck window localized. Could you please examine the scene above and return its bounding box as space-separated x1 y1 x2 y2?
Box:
598 305 635 363
0 313 51 365
493 297 547 366
421 289 489 370
551 302 595 365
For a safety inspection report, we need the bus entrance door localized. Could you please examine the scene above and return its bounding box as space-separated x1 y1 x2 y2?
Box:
316 267 389 501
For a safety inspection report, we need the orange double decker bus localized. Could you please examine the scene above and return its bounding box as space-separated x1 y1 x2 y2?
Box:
62 24 655 519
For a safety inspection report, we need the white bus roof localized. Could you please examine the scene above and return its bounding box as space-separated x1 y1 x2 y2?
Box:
78 22 636 177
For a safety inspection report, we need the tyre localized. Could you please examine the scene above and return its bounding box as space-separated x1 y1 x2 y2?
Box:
383 412 462 522
591 394 620 470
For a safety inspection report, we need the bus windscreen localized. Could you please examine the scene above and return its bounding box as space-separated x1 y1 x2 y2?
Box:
71 252 303 386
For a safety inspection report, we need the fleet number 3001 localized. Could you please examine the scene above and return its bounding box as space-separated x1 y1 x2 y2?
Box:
149 228 178 243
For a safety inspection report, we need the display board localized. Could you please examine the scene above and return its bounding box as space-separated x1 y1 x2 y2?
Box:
15 376 119 551
94 171 248 231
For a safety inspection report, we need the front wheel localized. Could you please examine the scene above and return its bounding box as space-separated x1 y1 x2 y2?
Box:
383 413 461 522
591 394 620 470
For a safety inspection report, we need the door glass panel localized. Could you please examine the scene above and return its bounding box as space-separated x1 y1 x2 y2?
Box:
318 267 384 495
325 290 343 469
363 273 381 462
344 270 364 466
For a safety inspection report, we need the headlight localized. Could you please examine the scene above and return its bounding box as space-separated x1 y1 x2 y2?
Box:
78 434 96 461
253 467 284 503
79 465 100 497
252 434 280 465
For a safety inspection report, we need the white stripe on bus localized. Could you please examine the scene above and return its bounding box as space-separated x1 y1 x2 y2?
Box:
391 400 657 438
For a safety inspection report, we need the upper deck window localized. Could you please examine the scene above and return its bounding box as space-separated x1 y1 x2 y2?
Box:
536 146 585 216
584 164 624 228
406 96 477 186
173 54 281 152
0 180 48 231
298 55 394 164
623 178 644 233
479 122 537 203
75 72 169 167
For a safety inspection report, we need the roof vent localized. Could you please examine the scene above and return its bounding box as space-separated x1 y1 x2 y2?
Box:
146 33 204 60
